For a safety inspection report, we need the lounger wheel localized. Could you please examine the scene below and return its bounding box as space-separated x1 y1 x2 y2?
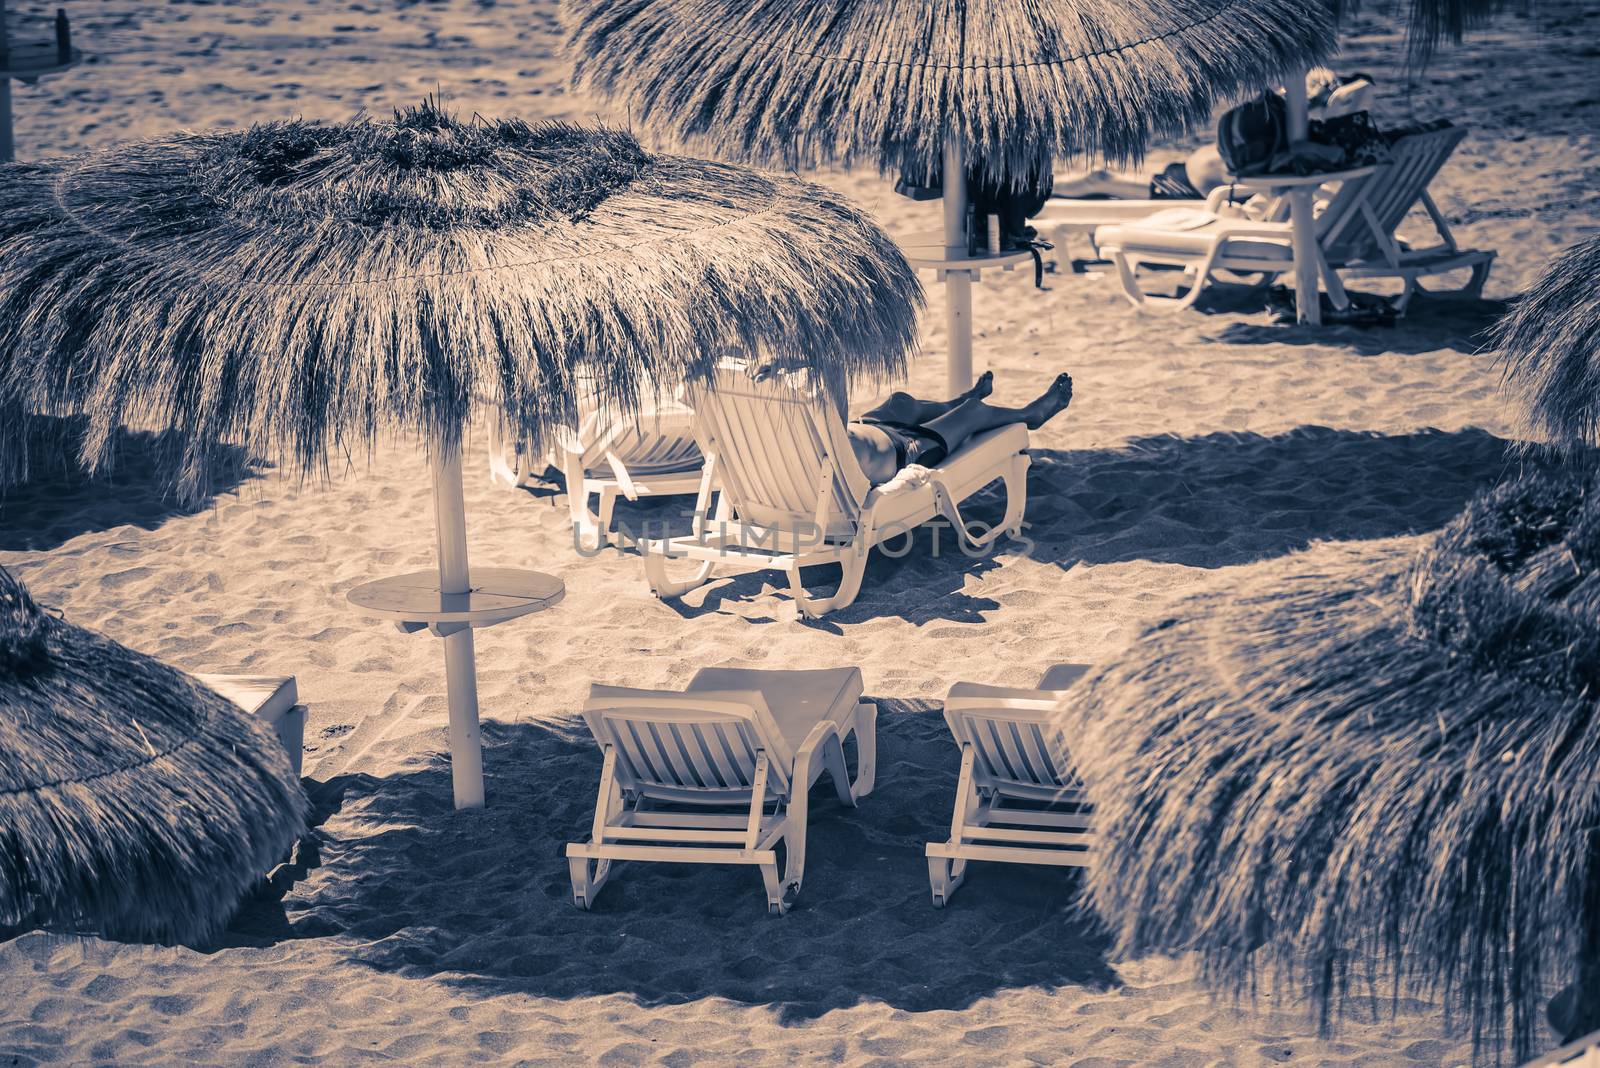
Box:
568 856 612 910
927 856 967 908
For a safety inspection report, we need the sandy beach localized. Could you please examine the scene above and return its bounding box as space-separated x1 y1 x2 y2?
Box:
2 0 1598 1064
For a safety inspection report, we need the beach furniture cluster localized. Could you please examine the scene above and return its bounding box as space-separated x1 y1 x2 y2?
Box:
564 665 1094 914
0 108 920 815
1094 124 1495 314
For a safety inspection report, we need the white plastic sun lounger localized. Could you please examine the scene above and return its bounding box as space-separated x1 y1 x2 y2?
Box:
1094 125 1495 314
640 363 1030 618
566 666 877 914
487 386 704 550
194 673 305 776
1041 80 1376 258
926 663 1093 907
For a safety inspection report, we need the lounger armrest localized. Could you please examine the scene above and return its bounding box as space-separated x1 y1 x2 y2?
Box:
793 720 837 786
945 683 1063 715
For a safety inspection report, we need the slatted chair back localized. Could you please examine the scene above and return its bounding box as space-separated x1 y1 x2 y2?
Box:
1317 126 1469 263
571 383 702 477
686 364 871 540
943 692 1077 798
584 685 795 803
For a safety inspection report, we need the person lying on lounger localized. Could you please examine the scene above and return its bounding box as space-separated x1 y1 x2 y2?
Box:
1054 69 1376 201
846 371 1073 485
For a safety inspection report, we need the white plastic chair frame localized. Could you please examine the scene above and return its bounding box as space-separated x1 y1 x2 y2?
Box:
641 366 1030 618
567 688 877 914
926 668 1093 907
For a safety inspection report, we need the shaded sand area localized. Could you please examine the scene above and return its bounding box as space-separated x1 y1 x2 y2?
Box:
2 0 1599 1064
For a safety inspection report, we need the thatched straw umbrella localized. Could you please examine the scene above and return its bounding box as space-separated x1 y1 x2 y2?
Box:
0 565 307 944
1057 470 1600 1064
0 102 920 809
564 0 1336 381
1493 235 1600 457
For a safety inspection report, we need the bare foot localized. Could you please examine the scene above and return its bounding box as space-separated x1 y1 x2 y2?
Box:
1021 373 1073 429
968 370 994 402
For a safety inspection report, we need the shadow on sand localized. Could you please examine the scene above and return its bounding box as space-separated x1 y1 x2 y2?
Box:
1021 425 1519 569
1198 291 1511 357
228 702 1118 1020
0 417 261 552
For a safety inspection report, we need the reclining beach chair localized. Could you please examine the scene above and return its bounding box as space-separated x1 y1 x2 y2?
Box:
195 673 305 776
640 363 1030 618
487 384 704 550
926 663 1093 907
1093 125 1495 314
1039 78 1374 259
566 666 877 914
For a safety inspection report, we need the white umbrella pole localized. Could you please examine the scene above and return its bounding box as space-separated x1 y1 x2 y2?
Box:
431 442 486 810
942 135 974 394
1283 70 1321 326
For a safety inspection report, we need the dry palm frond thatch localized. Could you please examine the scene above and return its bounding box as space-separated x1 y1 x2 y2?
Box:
564 0 1337 184
1058 469 1600 1064
0 565 308 945
1493 236 1600 457
0 102 920 500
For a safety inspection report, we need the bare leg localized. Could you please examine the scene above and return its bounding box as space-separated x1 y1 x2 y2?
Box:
924 373 1073 454
862 370 993 424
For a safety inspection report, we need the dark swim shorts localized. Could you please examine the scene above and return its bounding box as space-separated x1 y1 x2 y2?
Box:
857 418 949 469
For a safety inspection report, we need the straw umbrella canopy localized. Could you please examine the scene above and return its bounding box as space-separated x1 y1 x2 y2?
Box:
1492 235 1600 457
565 0 1337 386
1056 471 1600 1064
0 102 921 809
0 565 307 945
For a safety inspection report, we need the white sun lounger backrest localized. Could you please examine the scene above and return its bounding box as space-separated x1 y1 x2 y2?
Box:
1316 126 1468 263
944 687 1077 798
584 684 796 802
568 377 702 476
686 364 872 540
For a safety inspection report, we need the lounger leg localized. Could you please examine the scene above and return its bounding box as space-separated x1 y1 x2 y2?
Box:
759 852 798 915
1467 257 1493 298
597 486 619 538
642 548 716 599
761 819 805 915
928 746 980 907
820 733 856 807
848 702 877 799
998 454 1030 539
1108 247 1215 312
568 856 612 910
562 449 608 552
928 855 968 909
788 548 868 618
487 422 536 488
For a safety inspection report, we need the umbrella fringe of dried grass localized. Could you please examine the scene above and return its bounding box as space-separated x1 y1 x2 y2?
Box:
1493 236 1600 457
0 566 309 945
1058 469 1600 1065
0 102 919 501
564 0 1337 184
